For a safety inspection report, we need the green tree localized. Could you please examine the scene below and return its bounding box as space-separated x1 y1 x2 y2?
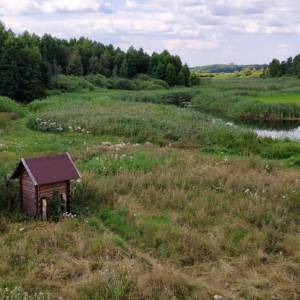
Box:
119 59 128 78
0 37 45 102
293 55 300 78
268 59 282 77
165 63 177 86
155 62 166 80
176 70 186 85
182 64 191 86
88 56 102 74
98 50 112 77
66 51 83 76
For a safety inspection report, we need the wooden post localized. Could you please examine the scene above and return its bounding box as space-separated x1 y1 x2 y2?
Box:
67 181 71 213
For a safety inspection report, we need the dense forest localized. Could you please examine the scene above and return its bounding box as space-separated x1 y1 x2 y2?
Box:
266 54 300 78
191 63 265 73
0 21 191 102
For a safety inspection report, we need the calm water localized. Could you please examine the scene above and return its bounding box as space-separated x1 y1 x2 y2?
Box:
224 120 300 140
254 127 300 140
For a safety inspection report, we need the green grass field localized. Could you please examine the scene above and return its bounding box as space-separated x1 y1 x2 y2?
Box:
255 93 300 105
0 79 300 299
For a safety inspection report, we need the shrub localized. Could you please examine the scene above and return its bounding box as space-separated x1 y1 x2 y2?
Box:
0 171 19 211
48 191 65 221
49 75 95 92
133 78 169 90
107 78 137 90
0 96 25 117
85 74 108 87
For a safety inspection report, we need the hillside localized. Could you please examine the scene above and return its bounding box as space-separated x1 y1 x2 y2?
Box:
191 63 266 73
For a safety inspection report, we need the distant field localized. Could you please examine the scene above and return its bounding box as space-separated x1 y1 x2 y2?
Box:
255 93 300 105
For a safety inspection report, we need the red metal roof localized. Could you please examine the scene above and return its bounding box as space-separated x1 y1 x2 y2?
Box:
11 153 81 186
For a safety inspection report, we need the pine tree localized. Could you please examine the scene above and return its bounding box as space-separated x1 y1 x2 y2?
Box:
119 59 128 78
176 70 186 86
182 64 191 86
155 62 166 80
165 63 177 86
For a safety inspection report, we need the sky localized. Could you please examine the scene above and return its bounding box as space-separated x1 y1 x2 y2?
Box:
0 0 299 67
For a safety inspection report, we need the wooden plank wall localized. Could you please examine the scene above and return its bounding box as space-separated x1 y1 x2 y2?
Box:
39 182 67 199
21 170 37 216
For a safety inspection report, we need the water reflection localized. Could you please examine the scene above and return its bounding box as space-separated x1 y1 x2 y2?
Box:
254 127 300 140
225 120 300 140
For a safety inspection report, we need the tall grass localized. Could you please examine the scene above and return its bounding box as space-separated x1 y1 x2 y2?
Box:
2 148 298 299
193 77 300 121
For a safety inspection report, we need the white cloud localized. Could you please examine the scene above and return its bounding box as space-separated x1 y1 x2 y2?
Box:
0 0 39 14
0 0 112 15
41 0 111 13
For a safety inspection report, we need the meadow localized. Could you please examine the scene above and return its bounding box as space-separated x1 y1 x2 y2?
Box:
255 93 300 105
0 76 299 299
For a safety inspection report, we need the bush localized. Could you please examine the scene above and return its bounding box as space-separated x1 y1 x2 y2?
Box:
85 74 108 87
107 78 137 90
48 191 65 221
0 171 19 211
49 75 95 92
133 78 169 90
0 96 25 117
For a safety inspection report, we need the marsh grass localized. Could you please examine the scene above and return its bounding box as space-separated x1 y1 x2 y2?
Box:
193 77 300 121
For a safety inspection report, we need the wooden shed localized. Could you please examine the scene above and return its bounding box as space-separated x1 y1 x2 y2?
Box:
11 153 81 219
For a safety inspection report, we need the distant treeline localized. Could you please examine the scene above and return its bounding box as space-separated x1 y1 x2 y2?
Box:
0 21 191 102
266 55 300 78
191 63 265 74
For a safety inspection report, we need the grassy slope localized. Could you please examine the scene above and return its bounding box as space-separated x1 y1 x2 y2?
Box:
0 84 299 299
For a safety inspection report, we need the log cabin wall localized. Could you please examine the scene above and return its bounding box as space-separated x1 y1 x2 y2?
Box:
21 169 37 216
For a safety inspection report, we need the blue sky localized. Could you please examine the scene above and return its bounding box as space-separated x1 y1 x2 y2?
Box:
0 0 299 66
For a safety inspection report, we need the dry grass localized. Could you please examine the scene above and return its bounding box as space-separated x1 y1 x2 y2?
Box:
1 146 299 299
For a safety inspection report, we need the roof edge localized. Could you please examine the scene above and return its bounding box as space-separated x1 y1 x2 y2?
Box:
66 152 81 179
21 158 38 186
